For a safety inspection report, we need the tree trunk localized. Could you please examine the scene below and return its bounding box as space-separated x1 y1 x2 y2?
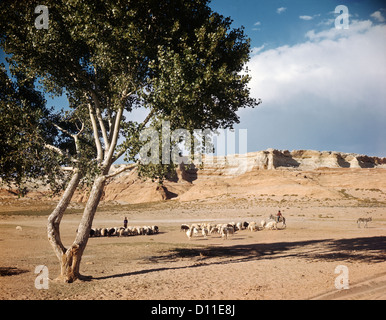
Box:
47 102 122 283
47 170 82 266
58 175 107 283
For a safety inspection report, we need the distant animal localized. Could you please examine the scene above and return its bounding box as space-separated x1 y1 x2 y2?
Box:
151 226 159 234
108 228 116 237
186 228 194 240
221 227 234 240
180 224 190 232
265 221 278 230
101 228 108 237
357 217 372 228
248 221 258 232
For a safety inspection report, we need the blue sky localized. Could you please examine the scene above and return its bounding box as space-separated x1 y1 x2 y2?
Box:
210 0 386 157
1 1 385 158
210 0 385 49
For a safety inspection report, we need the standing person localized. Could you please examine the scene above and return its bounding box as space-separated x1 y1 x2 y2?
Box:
123 217 128 228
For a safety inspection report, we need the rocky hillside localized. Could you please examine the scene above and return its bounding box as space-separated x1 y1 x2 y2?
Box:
96 149 386 204
2 149 385 205
198 149 386 175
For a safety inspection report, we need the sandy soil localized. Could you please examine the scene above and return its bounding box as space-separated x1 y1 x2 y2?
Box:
0 197 385 300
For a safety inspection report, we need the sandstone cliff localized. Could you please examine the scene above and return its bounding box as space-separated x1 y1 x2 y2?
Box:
199 149 386 175
98 149 386 204
2 149 385 204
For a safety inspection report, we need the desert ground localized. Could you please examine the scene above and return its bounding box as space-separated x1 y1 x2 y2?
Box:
1 168 386 300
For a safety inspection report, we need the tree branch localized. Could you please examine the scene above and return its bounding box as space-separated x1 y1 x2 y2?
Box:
51 120 84 159
44 143 79 163
111 108 155 163
103 105 123 167
52 123 73 138
87 100 104 162
105 163 137 179
90 90 110 150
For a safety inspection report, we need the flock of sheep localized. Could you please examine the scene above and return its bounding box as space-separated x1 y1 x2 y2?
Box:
87 216 284 240
181 218 283 240
89 225 159 237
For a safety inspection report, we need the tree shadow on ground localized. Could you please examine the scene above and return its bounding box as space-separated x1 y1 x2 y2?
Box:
0 267 29 277
93 236 386 281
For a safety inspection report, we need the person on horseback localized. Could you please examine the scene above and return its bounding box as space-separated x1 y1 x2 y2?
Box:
276 210 282 223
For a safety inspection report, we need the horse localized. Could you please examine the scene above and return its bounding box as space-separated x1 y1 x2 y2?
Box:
357 217 372 228
269 214 286 228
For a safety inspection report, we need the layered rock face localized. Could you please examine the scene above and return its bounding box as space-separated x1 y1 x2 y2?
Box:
200 149 386 175
2 149 385 204
97 149 386 203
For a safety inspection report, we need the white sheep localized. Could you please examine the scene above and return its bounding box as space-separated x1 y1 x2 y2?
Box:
248 221 257 231
202 227 209 238
186 227 194 240
265 221 277 230
221 227 234 239
260 220 266 228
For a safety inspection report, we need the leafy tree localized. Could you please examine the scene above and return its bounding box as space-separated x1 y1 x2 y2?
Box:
0 64 63 195
0 0 260 282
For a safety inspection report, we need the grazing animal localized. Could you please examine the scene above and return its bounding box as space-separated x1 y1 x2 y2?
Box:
221 227 234 239
180 224 190 232
151 226 159 234
248 221 257 232
108 228 116 237
357 217 372 228
209 226 219 234
143 226 152 235
186 228 194 240
265 221 278 230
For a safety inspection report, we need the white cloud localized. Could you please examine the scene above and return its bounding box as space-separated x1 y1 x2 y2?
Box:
254 21 261 26
243 20 386 155
251 45 265 54
370 10 385 22
317 18 335 27
299 15 313 21
305 19 373 41
276 7 286 14
300 14 321 21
